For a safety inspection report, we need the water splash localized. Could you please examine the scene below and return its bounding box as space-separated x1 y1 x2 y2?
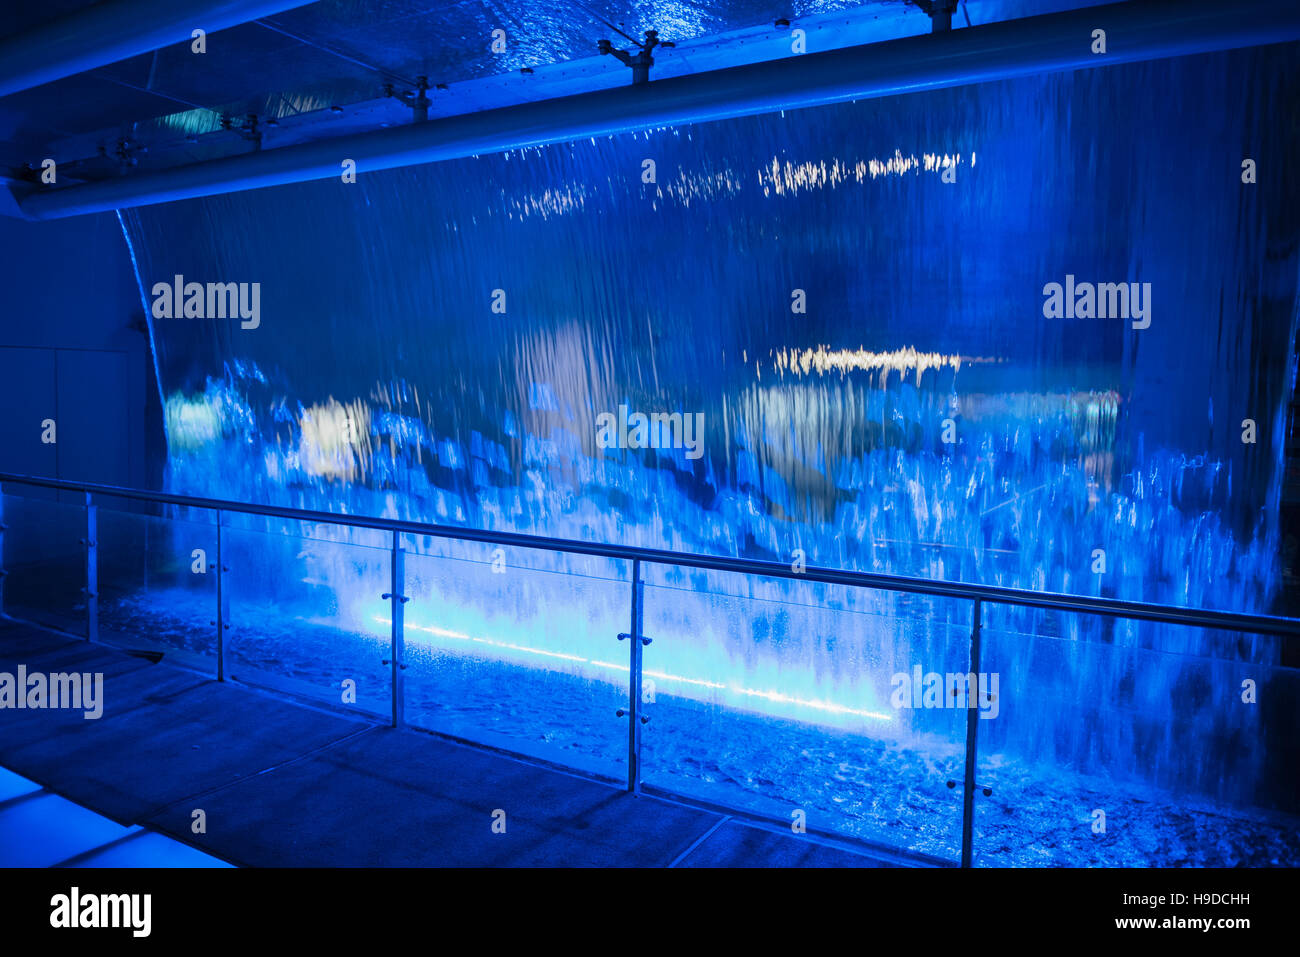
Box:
116 47 1300 821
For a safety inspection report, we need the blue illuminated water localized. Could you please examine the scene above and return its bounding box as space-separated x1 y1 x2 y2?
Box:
106 46 1300 863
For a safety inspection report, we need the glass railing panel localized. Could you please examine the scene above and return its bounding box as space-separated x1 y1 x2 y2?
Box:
975 604 1300 866
640 563 974 862
221 519 392 718
400 538 630 783
0 488 88 635
94 504 218 670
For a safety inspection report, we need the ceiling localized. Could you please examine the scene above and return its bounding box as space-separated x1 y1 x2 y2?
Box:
0 0 1096 186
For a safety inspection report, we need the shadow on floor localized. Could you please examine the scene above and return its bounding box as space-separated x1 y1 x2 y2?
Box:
0 617 902 867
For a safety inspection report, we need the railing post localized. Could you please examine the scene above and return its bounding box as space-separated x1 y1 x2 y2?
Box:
384 532 407 728
215 509 227 681
627 558 644 793
960 597 983 868
83 491 97 642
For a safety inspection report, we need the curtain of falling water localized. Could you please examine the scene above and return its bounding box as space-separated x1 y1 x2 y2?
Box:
121 46 1298 605
118 45 1300 809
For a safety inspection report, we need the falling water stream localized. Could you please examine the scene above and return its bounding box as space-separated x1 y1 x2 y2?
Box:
95 44 1300 863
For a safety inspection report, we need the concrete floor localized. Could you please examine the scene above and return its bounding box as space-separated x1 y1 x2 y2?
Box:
0 618 898 867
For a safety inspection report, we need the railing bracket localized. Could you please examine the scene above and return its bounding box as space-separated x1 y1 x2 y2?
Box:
948 779 993 797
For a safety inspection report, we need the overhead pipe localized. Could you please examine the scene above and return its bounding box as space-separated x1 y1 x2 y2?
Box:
13 0 1300 221
0 0 318 99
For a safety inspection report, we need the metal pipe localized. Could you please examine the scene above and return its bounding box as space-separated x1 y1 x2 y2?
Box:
3 471 1299 637
0 0 318 99
628 559 644 793
82 491 98 643
380 531 408 726
960 598 982 868
215 508 226 681
14 0 1300 221
388 535 406 728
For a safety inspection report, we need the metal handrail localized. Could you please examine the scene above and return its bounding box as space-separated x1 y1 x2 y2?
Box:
3 470 1299 637
3 468 1296 868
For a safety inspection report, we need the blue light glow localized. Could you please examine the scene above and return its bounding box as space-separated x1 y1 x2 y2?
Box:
97 45 1300 865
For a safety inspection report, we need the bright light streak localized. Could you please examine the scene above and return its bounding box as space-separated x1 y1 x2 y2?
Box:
373 615 892 723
